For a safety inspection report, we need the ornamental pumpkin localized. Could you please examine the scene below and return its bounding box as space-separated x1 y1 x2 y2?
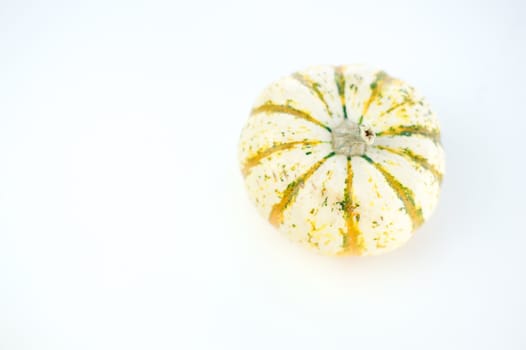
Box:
238 65 444 256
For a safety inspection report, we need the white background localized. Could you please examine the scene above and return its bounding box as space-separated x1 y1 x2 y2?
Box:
1 0 525 349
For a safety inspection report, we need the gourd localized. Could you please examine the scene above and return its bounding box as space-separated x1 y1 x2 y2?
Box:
238 65 444 256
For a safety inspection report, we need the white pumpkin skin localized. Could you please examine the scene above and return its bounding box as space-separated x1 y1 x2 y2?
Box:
239 65 445 256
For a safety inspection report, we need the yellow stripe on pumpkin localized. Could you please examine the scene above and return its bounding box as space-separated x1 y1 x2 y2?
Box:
251 102 331 132
362 71 392 117
269 152 335 227
341 157 365 255
241 140 325 177
377 97 416 118
292 72 334 118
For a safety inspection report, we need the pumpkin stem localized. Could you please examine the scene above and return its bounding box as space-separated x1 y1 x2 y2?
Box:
331 119 375 156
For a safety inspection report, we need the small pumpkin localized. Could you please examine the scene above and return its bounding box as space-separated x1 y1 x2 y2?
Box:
238 65 444 256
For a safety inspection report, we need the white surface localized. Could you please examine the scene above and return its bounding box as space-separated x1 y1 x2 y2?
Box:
0 0 525 349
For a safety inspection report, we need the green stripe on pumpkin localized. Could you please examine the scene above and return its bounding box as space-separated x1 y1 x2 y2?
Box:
334 66 348 119
361 154 424 230
376 125 441 143
374 145 443 183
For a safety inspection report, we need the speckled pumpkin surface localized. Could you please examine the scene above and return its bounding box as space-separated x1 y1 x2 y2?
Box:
238 65 445 256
